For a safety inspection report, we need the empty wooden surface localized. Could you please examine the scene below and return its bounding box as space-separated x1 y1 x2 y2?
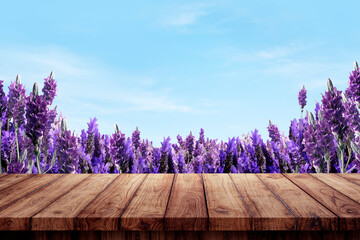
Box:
76 174 147 231
203 174 252 231
256 174 338 231
0 174 62 210
0 173 360 232
339 173 360 186
32 174 117 230
165 174 207 231
312 174 360 204
230 174 295 230
0 174 34 191
1 231 360 240
0 174 89 230
120 174 174 231
285 174 360 230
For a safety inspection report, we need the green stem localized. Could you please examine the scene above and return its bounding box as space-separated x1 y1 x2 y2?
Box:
300 109 303 119
327 157 330 173
340 148 345 173
15 127 20 162
10 139 15 164
344 148 352 173
35 145 41 174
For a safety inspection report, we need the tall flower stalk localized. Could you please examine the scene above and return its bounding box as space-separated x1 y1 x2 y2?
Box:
298 85 307 118
25 83 48 173
0 80 7 173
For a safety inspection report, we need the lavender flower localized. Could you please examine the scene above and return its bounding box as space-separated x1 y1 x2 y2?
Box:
0 80 7 116
185 132 195 163
267 120 281 143
7 76 26 129
110 125 127 173
298 85 307 118
303 112 335 173
131 126 140 150
345 62 360 103
54 119 79 173
321 83 348 141
25 83 49 173
159 137 172 173
42 71 57 105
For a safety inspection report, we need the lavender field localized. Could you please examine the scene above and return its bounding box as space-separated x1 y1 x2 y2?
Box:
1 63 360 174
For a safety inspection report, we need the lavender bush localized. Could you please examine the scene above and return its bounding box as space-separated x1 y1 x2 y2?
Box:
1 63 360 174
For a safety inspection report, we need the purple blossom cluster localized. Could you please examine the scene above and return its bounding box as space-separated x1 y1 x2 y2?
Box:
1 63 360 174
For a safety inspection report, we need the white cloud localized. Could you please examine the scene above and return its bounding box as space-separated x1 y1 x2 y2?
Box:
0 44 192 135
165 11 207 26
159 3 211 27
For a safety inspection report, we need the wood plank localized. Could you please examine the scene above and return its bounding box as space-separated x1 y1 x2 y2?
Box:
76 174 147 231
0 174 34 191
202 231 248 240
312 174 360 204
230 174 295 230
165 174 207 231
32 174 118 230
285 174 360 230
338 174 360 186
202 174 252 231
101 231 126 240
0 174 62 210
120 174 174 231
257 174 338 231
0 174 89 230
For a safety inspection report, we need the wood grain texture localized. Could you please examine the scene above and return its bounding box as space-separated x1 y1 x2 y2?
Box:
285 174 360 230
0 174 62 210
120 174 174 231
230 174 295 230
1 231 360 240
76 174 147 231
203 174 252 231
338 174 360 186
32 174 117 230
165 174 207 231
202 231 248 240
0 174 89 230
312 174 360 204
0 174 34 191
257 174 338 231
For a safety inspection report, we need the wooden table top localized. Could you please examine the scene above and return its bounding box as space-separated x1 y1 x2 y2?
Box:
0 173 359 232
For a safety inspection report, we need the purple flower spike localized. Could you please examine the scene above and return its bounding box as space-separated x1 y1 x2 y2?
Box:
25 89 48 146
42 71 57 105
131 126 141 150
267 120 281 143
345 62 360 103
298 85 307 110
0 80 7 115
7 76 26 125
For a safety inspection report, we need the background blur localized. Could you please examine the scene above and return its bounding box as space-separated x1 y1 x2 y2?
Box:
0 0 359 145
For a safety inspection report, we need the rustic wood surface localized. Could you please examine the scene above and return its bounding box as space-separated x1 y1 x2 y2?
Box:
284 174 360 230
230 174 295 231
120 174 174 231
257 174 338 231
203 174 252 231
165 174 207 231
76 174 147 231
0 173 360 233
1 231 360 240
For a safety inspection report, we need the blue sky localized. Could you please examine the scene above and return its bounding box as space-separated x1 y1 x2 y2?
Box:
0 0 359 145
